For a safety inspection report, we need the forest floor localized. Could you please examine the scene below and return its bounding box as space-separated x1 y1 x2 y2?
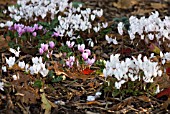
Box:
0 0 170 114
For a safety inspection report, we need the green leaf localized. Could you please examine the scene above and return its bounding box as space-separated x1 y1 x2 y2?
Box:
51 76 63 83
72 2 84 8
33 80 43 88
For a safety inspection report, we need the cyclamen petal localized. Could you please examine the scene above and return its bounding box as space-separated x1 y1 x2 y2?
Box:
6 57 15 68
49 41 55 48
41 43 48 51
66 41 75 48
83 49 91 56
39 48 44 55
82 52 89 60
78 44 85 52
18 61 25 69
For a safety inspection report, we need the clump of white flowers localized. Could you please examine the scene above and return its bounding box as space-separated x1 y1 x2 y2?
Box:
103 54 162 89
54 4 106 38
120 11 170 42
8 0 69 21
5 47 49 77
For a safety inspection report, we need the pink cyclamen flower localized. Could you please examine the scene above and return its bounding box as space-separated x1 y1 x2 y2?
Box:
78 44 85 52
38 25 43 30
34 24 39 30
52 32 60 37
17 27 25 37
86 58 95 66
66 56 75 68
32 32 37 37
25 26 35 32
66 41 75 48
83 49 91 56
39 48 44 55
41 43 48 51
49 41 55 48
82 52 89 60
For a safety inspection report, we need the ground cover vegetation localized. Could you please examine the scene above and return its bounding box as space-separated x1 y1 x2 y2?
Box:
0 0 170 113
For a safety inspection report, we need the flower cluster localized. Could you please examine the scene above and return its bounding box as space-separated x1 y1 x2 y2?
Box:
65 43 95 68
9 23 43 37
8 0 69 21
103 54 162 89
66 56 75 68
54 6 106 38
29 56 49 77
123 11 170 42
78 44 95 66
0 21 13 28
39 41 55 58
5 47 49 77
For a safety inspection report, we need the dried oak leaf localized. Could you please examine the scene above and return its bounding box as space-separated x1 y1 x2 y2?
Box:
0 35 9 52
15 86 39 104
41 93 57 114
150 3 167 9
113 0 138 9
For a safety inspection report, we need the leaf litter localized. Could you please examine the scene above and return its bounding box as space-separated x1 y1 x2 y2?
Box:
1 0 170 114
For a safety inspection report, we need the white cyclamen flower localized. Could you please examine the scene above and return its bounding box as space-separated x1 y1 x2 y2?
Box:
18 61 25 69
5 57 15 68
9 47 20 57
0 82 4 91
87 95 95 101
2 66 7 72
95 92 102 98
117 22 124 35
39 69 49 77
12 74 19 80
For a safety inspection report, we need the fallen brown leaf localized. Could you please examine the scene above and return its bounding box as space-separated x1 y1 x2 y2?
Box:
113 0 138 9
138 95 151 102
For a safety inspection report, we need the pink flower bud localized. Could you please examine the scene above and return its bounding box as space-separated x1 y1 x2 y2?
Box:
39 48 44 55
32 32 37 37
49 41 55 48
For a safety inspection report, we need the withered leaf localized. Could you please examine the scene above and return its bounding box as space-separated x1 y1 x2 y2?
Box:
41 93 52 114
15 86 39 104
113 0 138 9
0 35 9 52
